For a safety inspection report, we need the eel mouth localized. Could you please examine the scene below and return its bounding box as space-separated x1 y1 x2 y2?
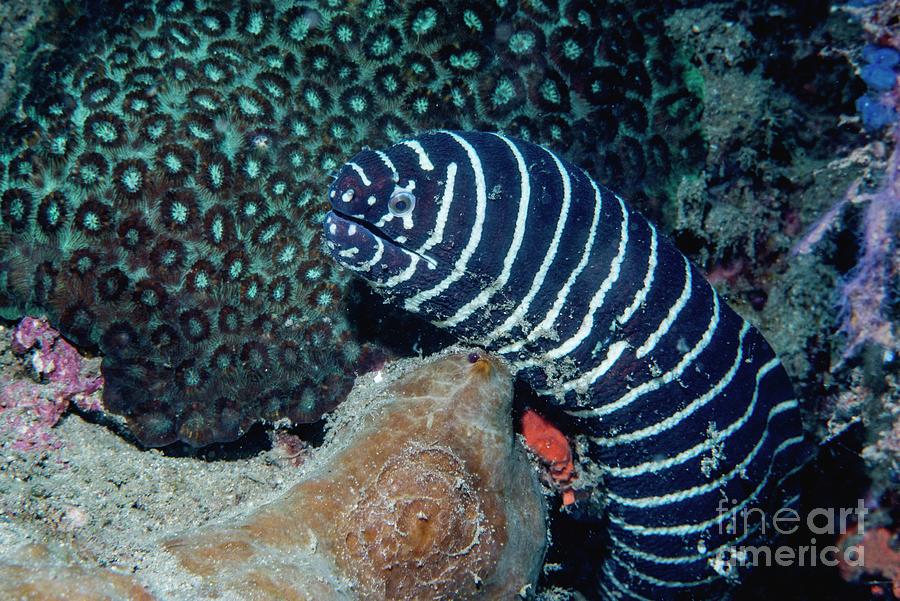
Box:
330 208 395 245
326 209 436 268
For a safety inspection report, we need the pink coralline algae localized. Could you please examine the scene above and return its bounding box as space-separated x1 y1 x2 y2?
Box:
1 317 103 451
794 127 899 358
838 127 900 358
838 523 900 598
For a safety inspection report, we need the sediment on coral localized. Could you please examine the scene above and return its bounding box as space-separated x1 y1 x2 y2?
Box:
0 0 705 446
0 557 153 601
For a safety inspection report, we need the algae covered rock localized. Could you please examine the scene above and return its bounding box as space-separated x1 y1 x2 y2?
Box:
163 351 547 600
0 543 154 601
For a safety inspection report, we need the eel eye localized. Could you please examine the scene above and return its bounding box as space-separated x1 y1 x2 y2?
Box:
388 191 415 216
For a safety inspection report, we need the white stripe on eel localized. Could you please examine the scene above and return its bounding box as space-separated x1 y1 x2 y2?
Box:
607 438 806 536
480 146 573 345
635 255 693 359
559 292 720 410
518 177 604 348
379 251 421 288
597 358 785 478
375 150 399 182
404 131 486 312
416 162 457 254
401 140 435 171
607 403 801 508
434 133 531 328
348 162 371 186
617 223 658 325
526 193 630 361
588 322 751 447
358 237 385 272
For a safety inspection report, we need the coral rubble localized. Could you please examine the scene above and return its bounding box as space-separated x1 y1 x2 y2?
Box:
0 0 703 446
1 316 102 451
162 351 547 600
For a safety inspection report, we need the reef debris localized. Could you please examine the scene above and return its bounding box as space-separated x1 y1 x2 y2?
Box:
162 351 547 600
838 520 900 597
838 125 900 359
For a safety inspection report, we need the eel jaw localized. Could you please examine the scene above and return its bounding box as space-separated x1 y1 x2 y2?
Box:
324 210 436 269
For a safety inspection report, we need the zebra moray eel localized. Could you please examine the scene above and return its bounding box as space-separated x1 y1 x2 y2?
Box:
322 131 805 599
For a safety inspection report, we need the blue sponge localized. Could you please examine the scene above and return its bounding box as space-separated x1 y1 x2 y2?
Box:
856 94 898 130
861 63 898 91
862 45 900 67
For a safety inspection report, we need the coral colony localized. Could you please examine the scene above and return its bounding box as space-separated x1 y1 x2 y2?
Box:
0 0 703 446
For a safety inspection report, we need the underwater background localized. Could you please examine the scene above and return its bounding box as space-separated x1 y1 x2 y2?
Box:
0 0 897 599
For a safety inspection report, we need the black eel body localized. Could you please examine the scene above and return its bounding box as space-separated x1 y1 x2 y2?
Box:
322 131 805 599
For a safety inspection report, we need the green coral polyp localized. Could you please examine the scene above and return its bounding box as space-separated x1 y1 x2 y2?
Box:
243 158 261 179
193 272 209 290
277 245 296 264
492 78 516 106
286 18 311 43
413 8 438 35
540 80 561 104
38 194 65 231
237 94 264 117
412 96 429 114
120 168 143 194
508 31 536 54
462 9 482 32
91 121 120 144
449 50 480 70
169 203 188 224
347 95 367 113
209 217 224 243
67 248 95 272
162 154 182 173
369 35 392 56
335 24 353 43
562 39 583 61
207 164 225 188
82 212 101 231
203 63 226 82
140 289 159 307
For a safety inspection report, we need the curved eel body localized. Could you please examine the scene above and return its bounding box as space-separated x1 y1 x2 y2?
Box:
322 131 805 599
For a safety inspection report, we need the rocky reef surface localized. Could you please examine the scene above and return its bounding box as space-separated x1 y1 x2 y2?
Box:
0 0 899 599
0 351 547 600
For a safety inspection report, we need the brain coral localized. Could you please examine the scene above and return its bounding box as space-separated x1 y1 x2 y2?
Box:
0 0 703 446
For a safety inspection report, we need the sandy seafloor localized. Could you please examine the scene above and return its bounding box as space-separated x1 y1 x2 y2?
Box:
1 0 899 599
